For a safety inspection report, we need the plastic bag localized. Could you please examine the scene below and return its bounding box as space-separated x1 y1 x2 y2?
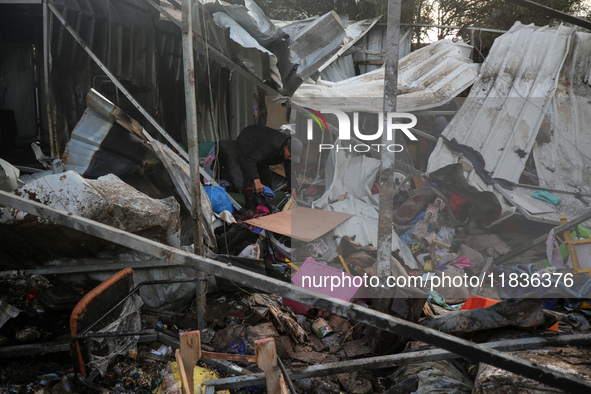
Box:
204 185 234 214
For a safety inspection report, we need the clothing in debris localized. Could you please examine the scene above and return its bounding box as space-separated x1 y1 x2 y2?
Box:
439 135 515 190
236 125 302 210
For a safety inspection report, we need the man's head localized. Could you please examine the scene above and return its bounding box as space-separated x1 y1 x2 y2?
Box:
283 136 303 163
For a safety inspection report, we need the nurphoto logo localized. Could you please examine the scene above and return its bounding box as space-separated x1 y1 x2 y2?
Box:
303 108 418 153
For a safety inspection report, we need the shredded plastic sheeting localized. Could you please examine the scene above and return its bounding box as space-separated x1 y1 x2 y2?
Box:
88 294 143 376
313 149 379 209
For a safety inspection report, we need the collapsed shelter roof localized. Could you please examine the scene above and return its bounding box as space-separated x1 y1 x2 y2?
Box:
427 22 591 225
292 39 481 113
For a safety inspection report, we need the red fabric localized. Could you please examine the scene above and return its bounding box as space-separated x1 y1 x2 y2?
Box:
448 192 468 212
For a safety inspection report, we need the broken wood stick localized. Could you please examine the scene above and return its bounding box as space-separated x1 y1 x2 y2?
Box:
471 257 494 295
175 349 191 394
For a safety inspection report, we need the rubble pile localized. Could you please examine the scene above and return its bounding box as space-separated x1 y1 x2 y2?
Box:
1 1 591 393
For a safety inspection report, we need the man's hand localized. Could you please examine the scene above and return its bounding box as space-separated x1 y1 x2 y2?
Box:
254 179 265 193
291 188 297 199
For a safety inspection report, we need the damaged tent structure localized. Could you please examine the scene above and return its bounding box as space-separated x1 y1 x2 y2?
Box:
2 0 591 392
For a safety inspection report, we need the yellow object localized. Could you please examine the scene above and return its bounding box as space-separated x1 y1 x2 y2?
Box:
338 255 351 275
286 258 299 272
159 362 230 394
424 259 434 272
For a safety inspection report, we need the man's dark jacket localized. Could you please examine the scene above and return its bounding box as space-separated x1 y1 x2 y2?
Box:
236 125 291 189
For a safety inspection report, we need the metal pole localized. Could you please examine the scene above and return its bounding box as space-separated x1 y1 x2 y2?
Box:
43 2 57 158
374 0 401 314
181 0 207 330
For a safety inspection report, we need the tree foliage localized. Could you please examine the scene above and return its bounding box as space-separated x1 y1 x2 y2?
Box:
253 0 589 31
253 0 590 57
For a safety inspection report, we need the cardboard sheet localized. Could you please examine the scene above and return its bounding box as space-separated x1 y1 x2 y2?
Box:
244 207 353 242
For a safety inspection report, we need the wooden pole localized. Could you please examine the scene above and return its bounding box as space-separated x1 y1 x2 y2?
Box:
42 1 57 158
376 0 402 281
181 0 207 330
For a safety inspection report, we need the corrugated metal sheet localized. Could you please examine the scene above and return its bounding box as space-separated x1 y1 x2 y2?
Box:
533 31 591 194
428 22 575 184
425 22 591 224
292 39 480 112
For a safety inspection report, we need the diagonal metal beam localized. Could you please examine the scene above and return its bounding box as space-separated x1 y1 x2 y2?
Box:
206 333 591 390
1 190 590 392
507 0 591 31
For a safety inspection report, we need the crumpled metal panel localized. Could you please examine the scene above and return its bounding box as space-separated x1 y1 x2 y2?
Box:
62 89 159 179
196 0 345 95
203 0 286 47
317 17 380 76
279 11 346 95
292 39 480 112
425 22 579 223
427 22 574 182
211 11 283 88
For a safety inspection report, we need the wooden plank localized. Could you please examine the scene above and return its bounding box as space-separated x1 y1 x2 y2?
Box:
175 348 191 394
255 338 283 394
244 207 353 242
471 257 494 295
180 331 201 394
201 351 256 363
1 190 590 393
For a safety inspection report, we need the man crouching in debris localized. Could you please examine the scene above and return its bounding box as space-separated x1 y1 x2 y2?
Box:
236 125 302 212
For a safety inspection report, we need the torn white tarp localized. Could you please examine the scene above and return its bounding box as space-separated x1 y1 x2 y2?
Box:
312 148 380 209
0 171 181 247
327 197 417 270
0 158 23 192
145 131 216 247
292 39 480 112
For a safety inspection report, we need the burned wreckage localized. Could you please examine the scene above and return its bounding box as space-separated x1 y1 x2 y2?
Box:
1 0 591 392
